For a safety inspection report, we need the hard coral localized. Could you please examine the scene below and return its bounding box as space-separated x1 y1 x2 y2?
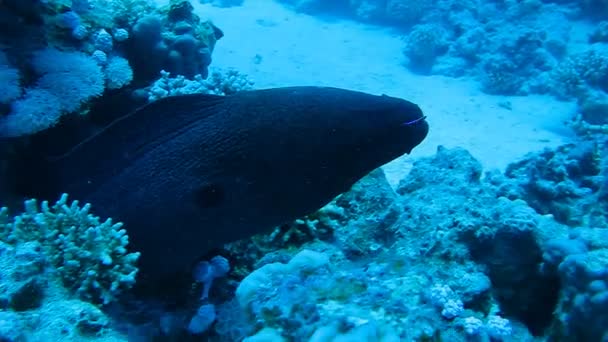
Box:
128 0 223 81
0 194 140 305
500 143 604 227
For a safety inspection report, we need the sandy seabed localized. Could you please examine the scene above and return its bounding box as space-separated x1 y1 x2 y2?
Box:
165 0 577 185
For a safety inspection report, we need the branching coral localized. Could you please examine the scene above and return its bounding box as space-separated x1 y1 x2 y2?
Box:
550 48 608 99
0 194 140 305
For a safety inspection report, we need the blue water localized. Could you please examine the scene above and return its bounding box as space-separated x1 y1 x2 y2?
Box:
0 0 606 341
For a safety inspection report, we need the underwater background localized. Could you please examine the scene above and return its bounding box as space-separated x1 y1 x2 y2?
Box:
0 0 607 340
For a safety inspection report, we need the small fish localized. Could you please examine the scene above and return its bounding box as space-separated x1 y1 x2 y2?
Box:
10 86 428 281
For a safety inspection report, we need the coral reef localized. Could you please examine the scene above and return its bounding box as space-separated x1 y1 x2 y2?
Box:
403 24 449 74
0 194 138 341
1 1 606 340
0 48 106 136
0 0 226 137
0 194 140 304
542 228 608 341
128 0 223 82
211 145 608 341
491 142 606 227
147 68 254 101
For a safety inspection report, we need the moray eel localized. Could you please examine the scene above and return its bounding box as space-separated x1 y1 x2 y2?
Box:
16 86 429 280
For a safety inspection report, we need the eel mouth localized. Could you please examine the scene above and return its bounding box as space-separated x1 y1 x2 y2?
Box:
402 114 429 153
402 115 427 126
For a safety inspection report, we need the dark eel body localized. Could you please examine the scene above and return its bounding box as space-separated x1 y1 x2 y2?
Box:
8 86 429 281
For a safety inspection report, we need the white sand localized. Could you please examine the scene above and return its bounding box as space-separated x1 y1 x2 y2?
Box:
183 1 576 185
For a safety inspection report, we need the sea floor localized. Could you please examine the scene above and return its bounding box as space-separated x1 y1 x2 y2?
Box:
184 0 576 185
